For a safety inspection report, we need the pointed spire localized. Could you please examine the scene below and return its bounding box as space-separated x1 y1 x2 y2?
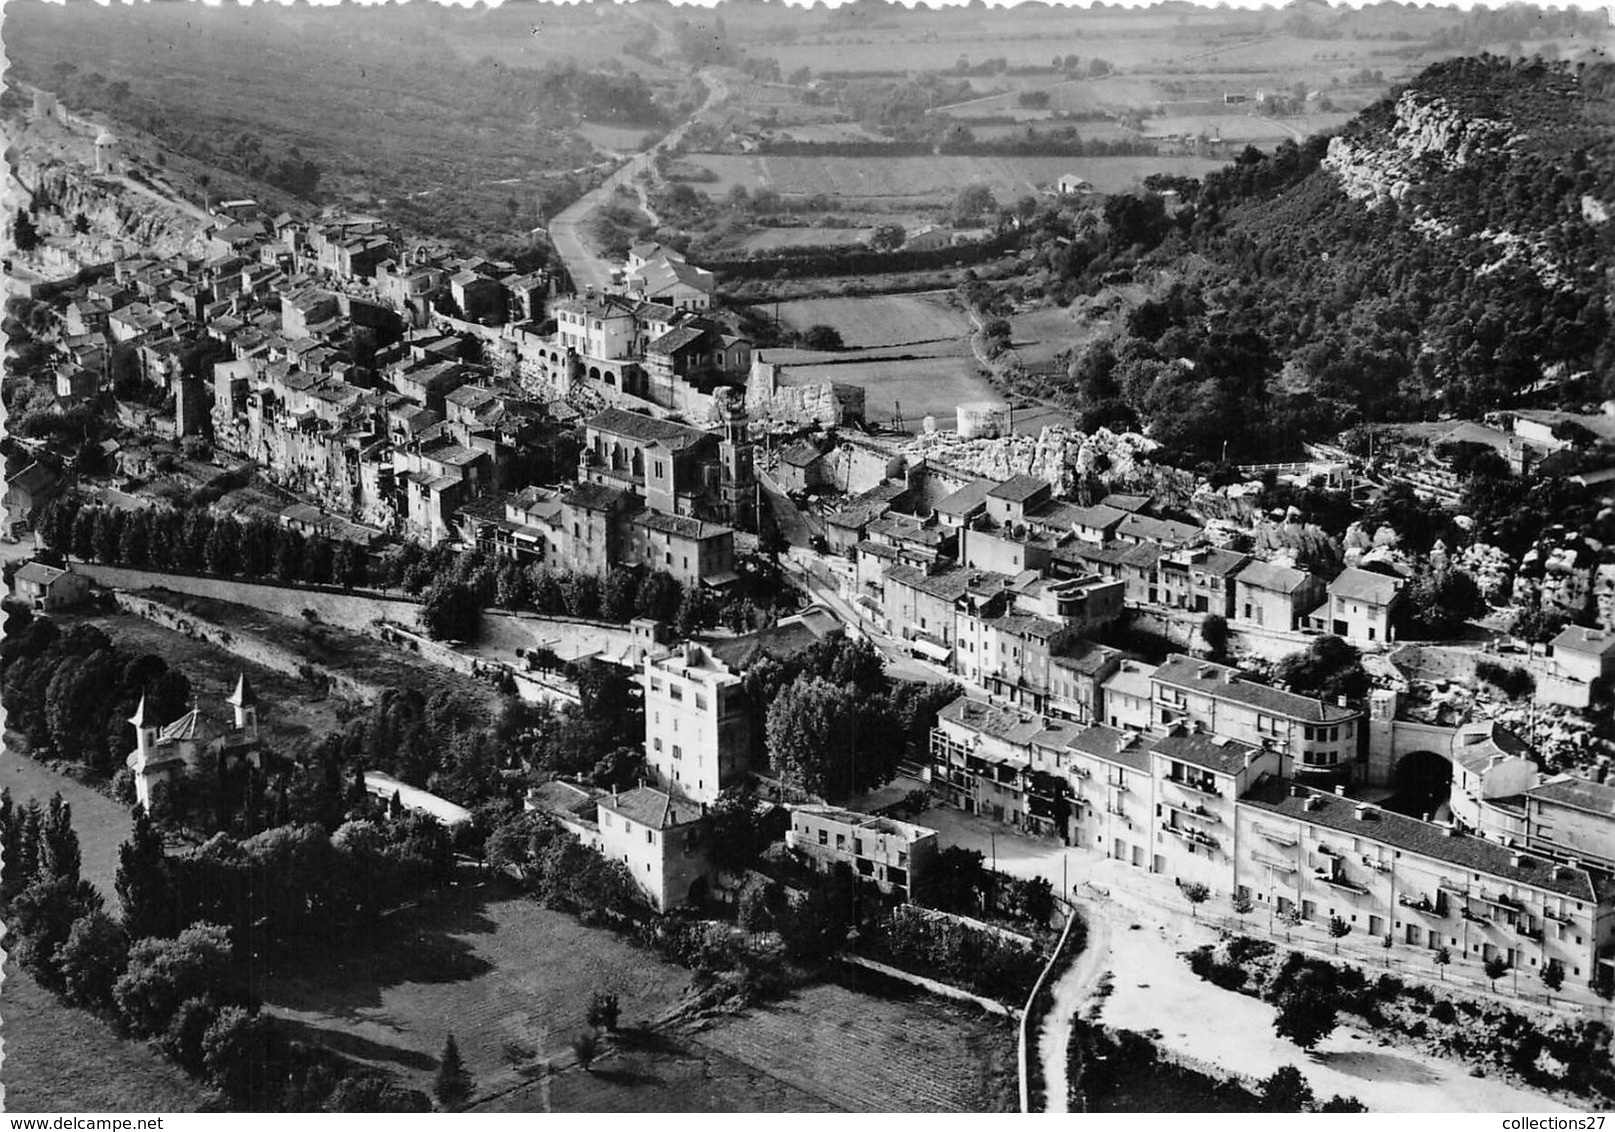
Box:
129 694 148 728
226 671 257 708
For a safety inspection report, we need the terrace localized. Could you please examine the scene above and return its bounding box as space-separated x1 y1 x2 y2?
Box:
1251 850 1296 873
1253 823 1298 847
1164 799 1220 824
1161 822 1219 851
1166 775 1221 799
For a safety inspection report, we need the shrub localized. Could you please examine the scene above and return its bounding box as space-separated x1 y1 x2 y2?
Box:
1431 1001 1458 1024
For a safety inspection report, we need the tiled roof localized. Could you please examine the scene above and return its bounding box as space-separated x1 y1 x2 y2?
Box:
1329 567 1404 606
1242 779 1598 901
1153 654 1358 723
984 612 1066 641
933 479 996 517
647 325 707 355
1237 559 1314 594
1116 512 1202 546
14 561 68 586
779 442 823 468
1099 493 1152 513
1153 727 1265 775
157 707 221 745
937 696 1045 746
987 474 1050 504
1525 775 1615 817
887 564 1005 603
1552 625 1615 658
636 509 730 541
585 408 708 451
1051 640 1123 677
561 482 635 512
1065 724 1157 773
600 786 705 829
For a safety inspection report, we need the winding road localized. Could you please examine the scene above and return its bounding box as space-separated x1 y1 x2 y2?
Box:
546 68 731 294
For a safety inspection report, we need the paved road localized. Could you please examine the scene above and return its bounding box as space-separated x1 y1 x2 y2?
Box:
547 67 731 294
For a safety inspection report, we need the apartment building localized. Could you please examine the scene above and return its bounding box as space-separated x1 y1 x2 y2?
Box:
1151 728 1283 893
1523 776 1615 871
642 642 752 804
1150 655 1361 784
1157 545 1251 617
1311 567 1405 647
1235 559 1327 631
1238 781 1615 989
786 805 938 900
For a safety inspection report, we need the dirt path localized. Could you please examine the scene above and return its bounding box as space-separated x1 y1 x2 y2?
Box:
1037 904 1111 1113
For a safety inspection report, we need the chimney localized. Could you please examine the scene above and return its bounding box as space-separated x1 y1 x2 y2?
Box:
1354 803 1369 820
1422 813 1431 823
1510 852 1522 867
1444 822 1459 837
1289 784 1302 797
1334 784 1346 796
1336 695 1348 707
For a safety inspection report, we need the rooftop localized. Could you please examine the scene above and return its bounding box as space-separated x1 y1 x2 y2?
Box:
562 482 636 513
790 804 936 843
933 479 996 518
987 474 1051 504
636 509 731 541
1237 559 1315 594
13 561 69 587
1552 624 1615 658
1051 639 1123 677
1153 654 1359 723
600 785 706 829
886 564 1006 603
1065 724 1157 773
1526 774 1615 817
938 696 1045 746
1153 727 1266 776
1329 566 1405 606
586 407 709 451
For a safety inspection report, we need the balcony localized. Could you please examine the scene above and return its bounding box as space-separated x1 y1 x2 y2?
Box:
1106 804 1128 819
1165 800 1220 824
1252 850 1296 872
1460 907 1492 926
1516 922 1544 941
1317 844 1341 858
1316 871 1368 894
1398 893 1441 915
1480 891 1524 911
1106 777 1128 792
1168 776 1221 799
1254 824 1299 848
1071 765 1092 780
1543 907 1573 925
1161 822 1219 851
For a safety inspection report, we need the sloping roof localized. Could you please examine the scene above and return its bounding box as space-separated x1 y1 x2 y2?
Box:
1116 512 1202 546
1237 559 1314 595
1065 503 1130 530
1526 775 1615 817
1152 727 1264 776
13 561 69 587
779 442 823 468
1065 724 1157 773
1552 625 1615 658
1051 640 1122 678
1167 547 1250 577
364 771 473 827
1243 779 1597 901
636 509 730 541
528 779 602 818
933 479 996 517
157 707 222 745
1153 654 1357 723
647 325 707 356
704 612 840 669
1329 566 1404 606
937 696 1045 746
1099 493 1151 513
987 474 1050 504
886 564 1005 603
1449 722 1534 775
600 786 705 829
561 482 636 512
585 408 708 451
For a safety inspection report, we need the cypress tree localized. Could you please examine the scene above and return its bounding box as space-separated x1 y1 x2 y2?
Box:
433 1033 473 1109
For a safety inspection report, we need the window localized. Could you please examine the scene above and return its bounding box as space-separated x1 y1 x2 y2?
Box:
646 829 654 844
836 833 846 850
854 838 864 855
603 813 611 827
694 693 708 711
818 829 828 845
669 684 683 702
653 738 663 752
672 744 682 760
650 679 663 693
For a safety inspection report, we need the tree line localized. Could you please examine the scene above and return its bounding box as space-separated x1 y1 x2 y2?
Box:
1 795 433 1111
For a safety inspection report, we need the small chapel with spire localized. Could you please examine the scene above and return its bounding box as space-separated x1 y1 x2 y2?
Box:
127 672 265 809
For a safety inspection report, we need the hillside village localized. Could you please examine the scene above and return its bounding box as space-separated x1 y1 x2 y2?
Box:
8 36 1615 1119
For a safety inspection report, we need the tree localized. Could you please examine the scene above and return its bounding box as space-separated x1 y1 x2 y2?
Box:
1484 954 1509 991
1200 613 1229 660
1180 881 1209 918
14 210 39 253
326 1076 433 1113
1258 1065 1315 1112
1433 945 1451 981
572 1029 599 1072
420 580 481 642
871 223 905 251
766 676 858 799
434 1033 474 1109
55 909 129 1007
802 324 844 351
1231 891 1254 918
113 922 238 1037
201 1006 276 1105
586 990 621 1032
1273 976 1339 1050
1542 962 1565 992
952 184 998 224
738 880 782 935
1273 635 1368 702
116 806 173 940
1327 915 1351 954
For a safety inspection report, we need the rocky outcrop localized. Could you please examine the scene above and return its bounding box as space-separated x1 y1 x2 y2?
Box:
15 152 206 269
1324 91 1516 210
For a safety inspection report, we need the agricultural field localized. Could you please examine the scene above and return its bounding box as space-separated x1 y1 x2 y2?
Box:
761 341 1014 433
263 894 695 1102
767 292 973 348
684 154 1230 204
2 962 216 1113
739 227 874 255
